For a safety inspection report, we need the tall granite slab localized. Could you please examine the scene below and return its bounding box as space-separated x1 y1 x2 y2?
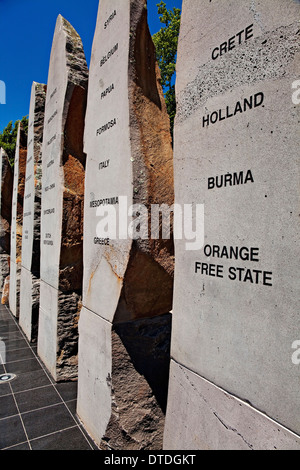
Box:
19 82 46 342
37 15 88 381
0 148 13 303
9 124 27 317
77 0 174 449
164 0 300 450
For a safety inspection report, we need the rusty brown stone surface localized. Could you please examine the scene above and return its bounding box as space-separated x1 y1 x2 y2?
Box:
0 148 13 298
100 314 171 450
38 15 88 382
19 82 46 342
9 123 27 317
113 0 174 324
15 127 27 264
77 0 174 451
56 28 87 381
1 275 10 305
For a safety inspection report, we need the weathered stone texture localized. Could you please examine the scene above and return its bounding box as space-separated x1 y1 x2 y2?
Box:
9 124 27 317
77 0 174 449
164 0 300 449
38 15 88 381
0 148 13 302
100 314 171 450
19 82 46 342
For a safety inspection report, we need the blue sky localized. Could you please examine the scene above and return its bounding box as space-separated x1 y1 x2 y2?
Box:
0 0 182 133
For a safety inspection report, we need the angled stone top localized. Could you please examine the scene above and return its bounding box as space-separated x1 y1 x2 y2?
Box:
82 0 174 324
21 81 46 273
40 14 88 290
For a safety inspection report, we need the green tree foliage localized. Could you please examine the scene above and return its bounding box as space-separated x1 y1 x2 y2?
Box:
0 116 28 167
152 1 181 139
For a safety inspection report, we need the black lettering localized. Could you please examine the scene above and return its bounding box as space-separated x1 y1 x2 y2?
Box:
263 271 273 286
100 43 118 67
243 95 253 111
229 246 239 260
250 247 259 262
254 92 264 107
210 111 218 124
224 173 232 186
104 10 116 29
236 29 244 44
219 41 227 55
50 87 57 100
228 266 236 280
208 177 215 189
216 265 224 278
228 36 235 51
203 114 210 127
233 171 243 185
96 118 117 136
219 108 226 121
215 175 223 188
244 169 254 184
212 47 219 60
226 105 233 118
239 247 250 261
243 269 253 283
235 266 244 281
212 245 220 257
201 263 208 275
220 245 228 258
203 245 211 256
234 101 243 115
245 24 254 41
252 269 262 283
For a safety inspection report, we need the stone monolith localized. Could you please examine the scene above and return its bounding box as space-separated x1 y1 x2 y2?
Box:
19 82 46 342
0 148 13 303
37 15 88 381
163 0 300 450
77 0 174 450
9 124 27 317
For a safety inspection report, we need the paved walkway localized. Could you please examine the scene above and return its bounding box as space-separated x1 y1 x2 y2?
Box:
0 304 99 450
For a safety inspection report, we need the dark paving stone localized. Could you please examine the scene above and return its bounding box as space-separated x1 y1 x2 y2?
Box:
30 426 92 450
4 347 35 364
5 338 29 351
5 357 43 375
14 384 62 413
0 380 11 397
0 331 24 343
21 403 75 440
55 381 78 402
0 307 100 450
0 415 27 449
0 393 18 419
10 368 52 394
4 441 31 450
65 398 77 416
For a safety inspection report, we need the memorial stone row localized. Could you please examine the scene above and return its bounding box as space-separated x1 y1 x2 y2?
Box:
0 0 299 451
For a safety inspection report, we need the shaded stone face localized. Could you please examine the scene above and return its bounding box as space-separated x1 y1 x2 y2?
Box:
77 0 174 450
164 0 300 450
38 14 88 381
19 82 46 342
9 124 27 317
81 0 174 324
0 148 13 301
